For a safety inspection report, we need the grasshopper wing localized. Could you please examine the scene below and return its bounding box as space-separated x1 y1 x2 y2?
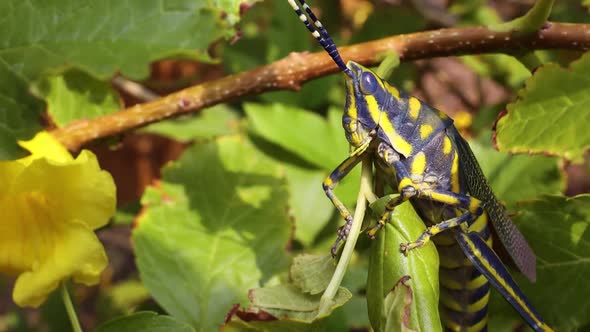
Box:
448 126 536 281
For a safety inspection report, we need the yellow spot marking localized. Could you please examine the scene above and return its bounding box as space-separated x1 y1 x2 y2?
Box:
340 156 358 170
387 85 400 100
467 289 490 312
399 178 414 190
420 124 433 139
347 120 357 132
443 136 452 155
486 233 493 247
392 135 413 156
469 214 488 233
467 274 488 290
380 116 413 157
469 316 489 332
440 272 489 291
469 197 481 214
453 111 473 130
442 319 461 331
345 80 361 146
430 192 459 205
437 109 449 119
439 255 470 268
350 132 361 147
442 313 488 332
324 177 333 187
366 95 381 125
440 295 462 312
451 151 460 192
439 277 462 290
346 80 356 118
409 97 421 119
411 152 426 175
462 234 546 329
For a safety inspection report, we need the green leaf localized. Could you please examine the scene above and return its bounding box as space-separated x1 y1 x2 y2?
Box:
383 277 418 332
245 103 347 170
366 198 441 332
95 312 195 332
0 0 252 80
112 201 141 225
353 5 427 43
249 284 351 319
468 133 564 207
34 70 120 127
551 0 590 23
290 254 335 295
133 136 291 331
143 104 241 141
0 60 43 159
495 52 590 163
103 280 151 314
284 165 334 246
460 54 531 88
246 102 360 215
330 257 371 330
451 0 502 26
496 195 590 331
223 284 351 331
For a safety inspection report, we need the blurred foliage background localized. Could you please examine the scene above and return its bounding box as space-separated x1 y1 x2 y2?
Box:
0 0 589 331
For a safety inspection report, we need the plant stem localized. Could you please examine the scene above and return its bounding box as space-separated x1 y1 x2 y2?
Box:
318 155 373 316
50 23 590 152
61 281 83 332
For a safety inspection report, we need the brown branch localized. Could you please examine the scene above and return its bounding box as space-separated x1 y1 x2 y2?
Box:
51 22 590 151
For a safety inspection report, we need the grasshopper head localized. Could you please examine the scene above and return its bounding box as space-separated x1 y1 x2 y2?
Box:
288 0 393 148
342 61 389 148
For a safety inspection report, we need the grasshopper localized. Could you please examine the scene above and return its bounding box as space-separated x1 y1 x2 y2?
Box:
287 0 553 331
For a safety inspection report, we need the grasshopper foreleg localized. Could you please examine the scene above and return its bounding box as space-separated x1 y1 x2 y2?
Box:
367 143 414 237
323 153 364 256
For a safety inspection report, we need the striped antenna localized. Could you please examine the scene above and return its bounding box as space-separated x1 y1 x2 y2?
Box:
288 0 352 76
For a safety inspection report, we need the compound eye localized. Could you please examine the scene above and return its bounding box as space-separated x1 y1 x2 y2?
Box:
359 72 378 95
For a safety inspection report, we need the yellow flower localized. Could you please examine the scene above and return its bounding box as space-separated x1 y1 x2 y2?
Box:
0 132 116 307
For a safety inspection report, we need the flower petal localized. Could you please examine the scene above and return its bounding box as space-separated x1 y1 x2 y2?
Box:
18 132 73 165
11 219 108 307
0 131 116 308
0 161 24 198
13 150 116 230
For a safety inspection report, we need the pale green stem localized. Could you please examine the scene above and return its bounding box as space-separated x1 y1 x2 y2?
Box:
489 0 554 34
517 52 544 72
318 156 373 316
61 281 83 332
375 51 401 80
363 186 378 205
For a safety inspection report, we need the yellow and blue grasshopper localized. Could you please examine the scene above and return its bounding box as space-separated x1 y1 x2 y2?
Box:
287 0 553 331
